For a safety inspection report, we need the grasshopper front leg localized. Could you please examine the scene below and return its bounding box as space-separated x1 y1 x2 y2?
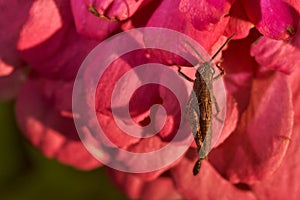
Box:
175 64 194 82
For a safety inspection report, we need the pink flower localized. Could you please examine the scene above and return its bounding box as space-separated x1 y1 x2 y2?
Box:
94 0 298 199
103 29 296 199
0 0 27 77
15 78 101 169
6 0 102 169
0 0 29 100
2 0 300 199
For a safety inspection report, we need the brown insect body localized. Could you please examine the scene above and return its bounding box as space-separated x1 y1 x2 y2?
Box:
177 34 235 176
191 63 215 175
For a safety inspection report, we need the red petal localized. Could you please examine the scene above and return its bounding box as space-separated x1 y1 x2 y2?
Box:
0 64 14 77
224 0 253 39
179 0 234 31
120 136 182 180
215 93 239 147
15 78 102 170
209 70 293 183
87 55 141 148
108 169 182 200
221 30 260 113
140 177 182 200
250 62 300 199
18 0 98 80
70 0 121 40
171 151 256 199
0 69 26 100
146 0 230 51
251 120 300 199
22 29 98 80
107 169 144 199
243 0 299 39
17 0 63 50
55 141 101 170
0 0 29 76
86 50 191 148
84 0 152 21
251 34 300 74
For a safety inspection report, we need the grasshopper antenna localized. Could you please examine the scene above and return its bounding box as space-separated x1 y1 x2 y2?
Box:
209 33 236 63
183 40 206 63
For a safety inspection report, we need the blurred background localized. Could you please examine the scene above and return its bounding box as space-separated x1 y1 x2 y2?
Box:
0 101 127 200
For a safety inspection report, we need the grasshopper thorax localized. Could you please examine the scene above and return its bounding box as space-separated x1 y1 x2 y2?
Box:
196 62 215 81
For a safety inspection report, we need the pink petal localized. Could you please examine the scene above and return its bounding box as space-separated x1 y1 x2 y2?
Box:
120 136 182 181
251 121 300 199
86 50 190 148
107 169 144 199
127 84 182 142
18 0 98 80
96 113 142 148
17 0 63 50
82 49 192 172
83 0 152 21
15 78 102 170
108 169 182 200
0 0 29 76
250 63 300 199
243 0 299 40
55 141 101 170
22 28 98 80
209 70 293 183
87 55 141 148
288 57 300 102
224 0 253 39
70 0 121 40
221 30 260 113
214 93 239 147
146 0 230 51
250 34 300 74
171 150 257 199
0 64 14 77
0 69 26 100
179 0 234 30
140 177 182 200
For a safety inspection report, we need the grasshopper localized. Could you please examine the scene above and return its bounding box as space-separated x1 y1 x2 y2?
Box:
177 34 235 175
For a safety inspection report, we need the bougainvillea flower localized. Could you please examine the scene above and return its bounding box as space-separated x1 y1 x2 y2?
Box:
0 0 30 77
224 0 253 39
11 0 104 169
17 0 99 80
4 0 300 199
0 0 30 99
209 31 294 183
15 78 102 170
242 0 299 40
104 30 295 199
178 0 234 31
0 63 14 77
250 29 300 74
70 0 156 40
146 0 231 52
0 69 26 101
250 64 300 200
70 0 122 40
